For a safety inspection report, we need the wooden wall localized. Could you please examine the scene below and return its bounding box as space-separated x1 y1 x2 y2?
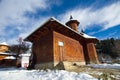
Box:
87 43 99 63
53 31 85 62
0 55 7 60
32 30 98 65
82 42 99 64
32 31 53 64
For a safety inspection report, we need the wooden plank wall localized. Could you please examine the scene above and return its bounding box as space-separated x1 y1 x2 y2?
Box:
53 31 85 62
87 43 99 63
32 31 53 63
0 55 7 60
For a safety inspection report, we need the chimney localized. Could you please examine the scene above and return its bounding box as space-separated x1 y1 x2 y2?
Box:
66 15 80 32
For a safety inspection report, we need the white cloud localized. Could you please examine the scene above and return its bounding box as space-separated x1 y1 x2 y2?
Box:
0 0 49 34
2 17 49 45
19 17 50 38
58 2 120 31
0 0 50 44
0 0 48 26
0 0 120 44
6 17 49 45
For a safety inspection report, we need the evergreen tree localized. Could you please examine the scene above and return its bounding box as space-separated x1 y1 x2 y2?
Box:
96 38 119 58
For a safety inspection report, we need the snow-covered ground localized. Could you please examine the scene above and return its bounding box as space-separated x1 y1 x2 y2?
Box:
0 64 120 80
88 63 120 69
0 68 97 80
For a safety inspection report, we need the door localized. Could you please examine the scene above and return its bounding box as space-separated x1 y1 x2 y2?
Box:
58 41 64 62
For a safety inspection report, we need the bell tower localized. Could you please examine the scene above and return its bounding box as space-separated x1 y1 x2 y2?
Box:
66 15 80 32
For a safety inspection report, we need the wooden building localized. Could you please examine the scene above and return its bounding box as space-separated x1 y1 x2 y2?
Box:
0 42 9 53
0 42 9 60
25 17 99 70
0 53 16 67
0 42 16 67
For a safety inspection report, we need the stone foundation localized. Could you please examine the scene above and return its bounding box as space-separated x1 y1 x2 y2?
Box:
62 61 85 70
86 60 100 64
35 61 85 70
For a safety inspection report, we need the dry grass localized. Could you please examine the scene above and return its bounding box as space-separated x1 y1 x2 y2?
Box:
68 66 120 80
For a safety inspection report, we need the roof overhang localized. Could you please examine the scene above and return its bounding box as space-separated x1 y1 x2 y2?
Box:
24 17 99 43
0 52 17 56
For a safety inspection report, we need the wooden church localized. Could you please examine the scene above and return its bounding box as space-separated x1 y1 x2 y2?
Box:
25 17 99 70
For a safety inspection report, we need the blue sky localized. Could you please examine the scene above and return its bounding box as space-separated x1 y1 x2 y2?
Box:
0 0 120 44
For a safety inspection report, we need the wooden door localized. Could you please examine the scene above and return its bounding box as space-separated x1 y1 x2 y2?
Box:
59 46 64 61
58 41 64 62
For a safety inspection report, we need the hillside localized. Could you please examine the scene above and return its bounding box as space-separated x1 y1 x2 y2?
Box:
96 38 120 61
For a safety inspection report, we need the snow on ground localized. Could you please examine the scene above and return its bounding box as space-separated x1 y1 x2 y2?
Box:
0 68 97 80
88 63 120 69
0 64 120 80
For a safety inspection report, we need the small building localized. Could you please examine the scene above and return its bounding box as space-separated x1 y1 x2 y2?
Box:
25 17 99 70
0 42 16 67
0 42 9 60
0 52 16 67
0 42 9 53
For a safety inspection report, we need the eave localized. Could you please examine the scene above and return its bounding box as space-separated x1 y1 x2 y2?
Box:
24 17 98 43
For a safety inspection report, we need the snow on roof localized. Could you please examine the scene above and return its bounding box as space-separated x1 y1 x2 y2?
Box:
0 42 9 46
25 17 97 41
0 52 16 56
0 52 9 55
19 53 31 57
81 33 96 39
51 17 97 39
4 56 16 60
